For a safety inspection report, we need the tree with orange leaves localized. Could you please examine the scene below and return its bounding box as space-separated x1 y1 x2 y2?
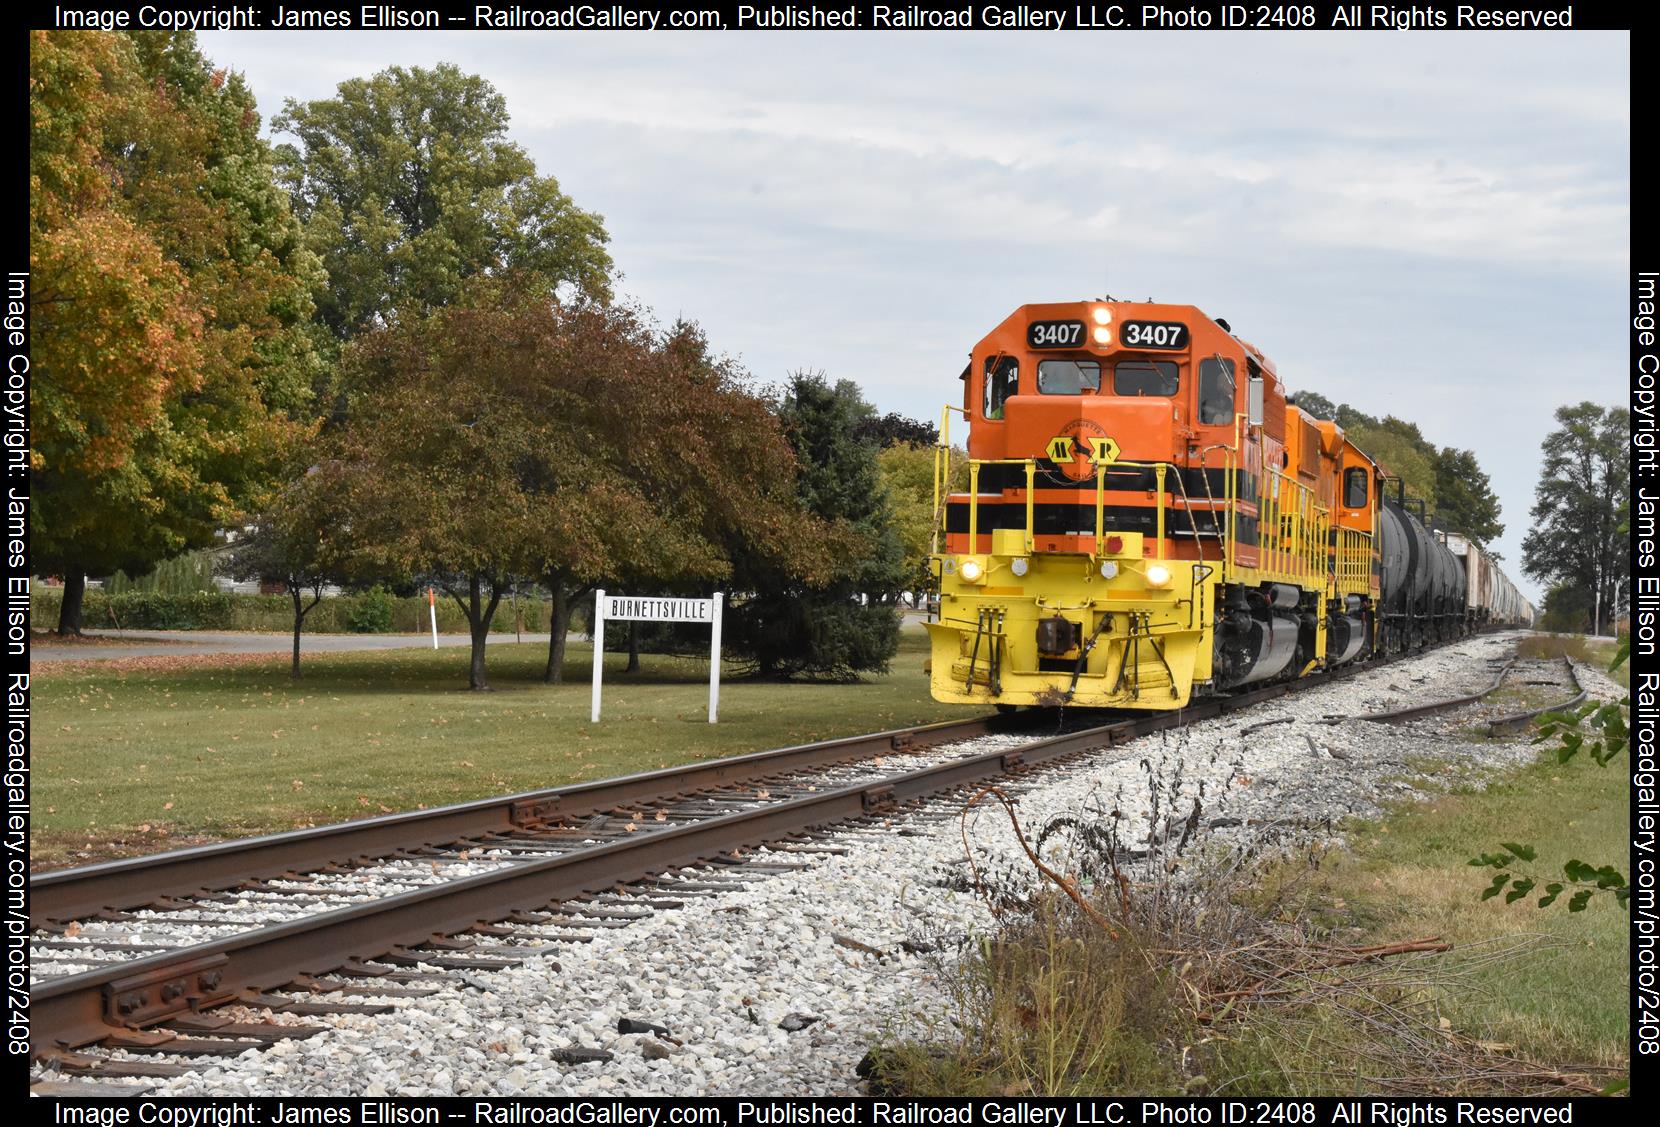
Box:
30 31 322 632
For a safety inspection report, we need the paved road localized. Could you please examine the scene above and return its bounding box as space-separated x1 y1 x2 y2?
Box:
32 630 555 662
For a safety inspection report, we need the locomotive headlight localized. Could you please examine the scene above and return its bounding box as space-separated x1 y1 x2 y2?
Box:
1010 557 1029 577
1092 306 1112 325
1093 326 1112 345
958 557 985 583
1145 563 1173 588
1099 560 1119 579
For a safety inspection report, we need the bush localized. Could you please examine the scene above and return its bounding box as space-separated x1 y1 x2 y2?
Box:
344 586 396 633
51 590 240 630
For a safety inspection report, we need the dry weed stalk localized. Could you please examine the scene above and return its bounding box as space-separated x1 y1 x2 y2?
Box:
949 733 1618 1095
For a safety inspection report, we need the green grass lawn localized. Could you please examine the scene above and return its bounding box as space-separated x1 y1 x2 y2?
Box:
1322 741 1629 1071
32 630 962 869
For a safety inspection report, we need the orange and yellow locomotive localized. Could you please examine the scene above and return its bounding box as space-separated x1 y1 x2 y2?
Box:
927 300 1385 710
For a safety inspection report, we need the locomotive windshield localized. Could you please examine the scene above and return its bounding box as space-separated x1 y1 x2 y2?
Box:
1037 359 1101 394
1113 360 1179 397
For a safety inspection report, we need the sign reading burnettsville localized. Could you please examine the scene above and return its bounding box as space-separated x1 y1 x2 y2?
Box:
590 590 724 724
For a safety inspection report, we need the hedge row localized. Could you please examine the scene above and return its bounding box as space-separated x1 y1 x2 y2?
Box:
31 588 554 635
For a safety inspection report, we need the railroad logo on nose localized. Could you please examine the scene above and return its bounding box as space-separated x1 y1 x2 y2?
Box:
1045 420 1119 481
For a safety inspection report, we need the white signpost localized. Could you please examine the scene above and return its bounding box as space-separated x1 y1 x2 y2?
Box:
590 590 724 724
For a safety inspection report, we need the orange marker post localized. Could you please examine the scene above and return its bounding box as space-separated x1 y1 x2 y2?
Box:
428 587 438 649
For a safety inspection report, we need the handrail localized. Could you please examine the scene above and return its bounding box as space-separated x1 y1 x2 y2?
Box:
932 405 1375 605
949 455 1188 561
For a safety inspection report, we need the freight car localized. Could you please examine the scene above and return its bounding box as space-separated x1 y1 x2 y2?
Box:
926 299 1533 710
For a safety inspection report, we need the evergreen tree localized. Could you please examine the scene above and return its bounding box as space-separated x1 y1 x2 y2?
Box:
725 373 908 680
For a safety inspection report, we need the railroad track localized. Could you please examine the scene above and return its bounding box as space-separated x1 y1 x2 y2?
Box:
28 633 1536 1086
1358 652 1584 734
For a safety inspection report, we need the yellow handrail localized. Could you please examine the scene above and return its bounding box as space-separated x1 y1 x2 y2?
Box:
1024 461 1036 555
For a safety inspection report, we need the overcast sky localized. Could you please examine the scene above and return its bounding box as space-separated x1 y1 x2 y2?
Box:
204 29 1630 601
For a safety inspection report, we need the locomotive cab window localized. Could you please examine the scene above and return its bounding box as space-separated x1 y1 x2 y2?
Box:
1112 360 1179 397
1037 359 1100 395
1343 467 1368 508
983 356 1018 420
1198 357 1236 424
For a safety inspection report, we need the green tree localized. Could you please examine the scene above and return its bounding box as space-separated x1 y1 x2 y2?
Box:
1345 415 1438 510
223 504 343 679
725 373 908 680
1431 446 1503 545
1292 392 1503 539
30 31 323 634
575 321 842 678
856 412 939 448
1522 403 1629 635
273 63 611 345
876 442 966 600
1287 390 1337 420
1539 581 1593 634
311 282 814 690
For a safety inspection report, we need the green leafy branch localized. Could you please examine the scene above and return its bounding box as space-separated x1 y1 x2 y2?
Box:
1532 636 1628 764
1469 636 1629 912
1469 844 1629 912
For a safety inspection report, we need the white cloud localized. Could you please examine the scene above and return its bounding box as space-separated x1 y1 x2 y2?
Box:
204 27 1630 599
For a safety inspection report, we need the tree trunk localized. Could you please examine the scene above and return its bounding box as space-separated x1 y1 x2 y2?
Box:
289 584 322 680
56 570 86 636
291 588 304 679
465 573 502 691
626 621 640 673
545 579 571 684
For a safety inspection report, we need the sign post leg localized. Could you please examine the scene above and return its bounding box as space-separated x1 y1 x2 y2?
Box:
590 589 605 723
708 591 723 723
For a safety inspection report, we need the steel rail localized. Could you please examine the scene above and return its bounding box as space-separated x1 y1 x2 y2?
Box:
1486 657 1586 736
31 679 1308 1055
31 714 1013 924
1358 658 1516 724
30 633 1526 1056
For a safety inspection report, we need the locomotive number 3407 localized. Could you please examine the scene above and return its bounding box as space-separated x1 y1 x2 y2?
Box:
1120 320 1189 349
1026 320 1085 348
